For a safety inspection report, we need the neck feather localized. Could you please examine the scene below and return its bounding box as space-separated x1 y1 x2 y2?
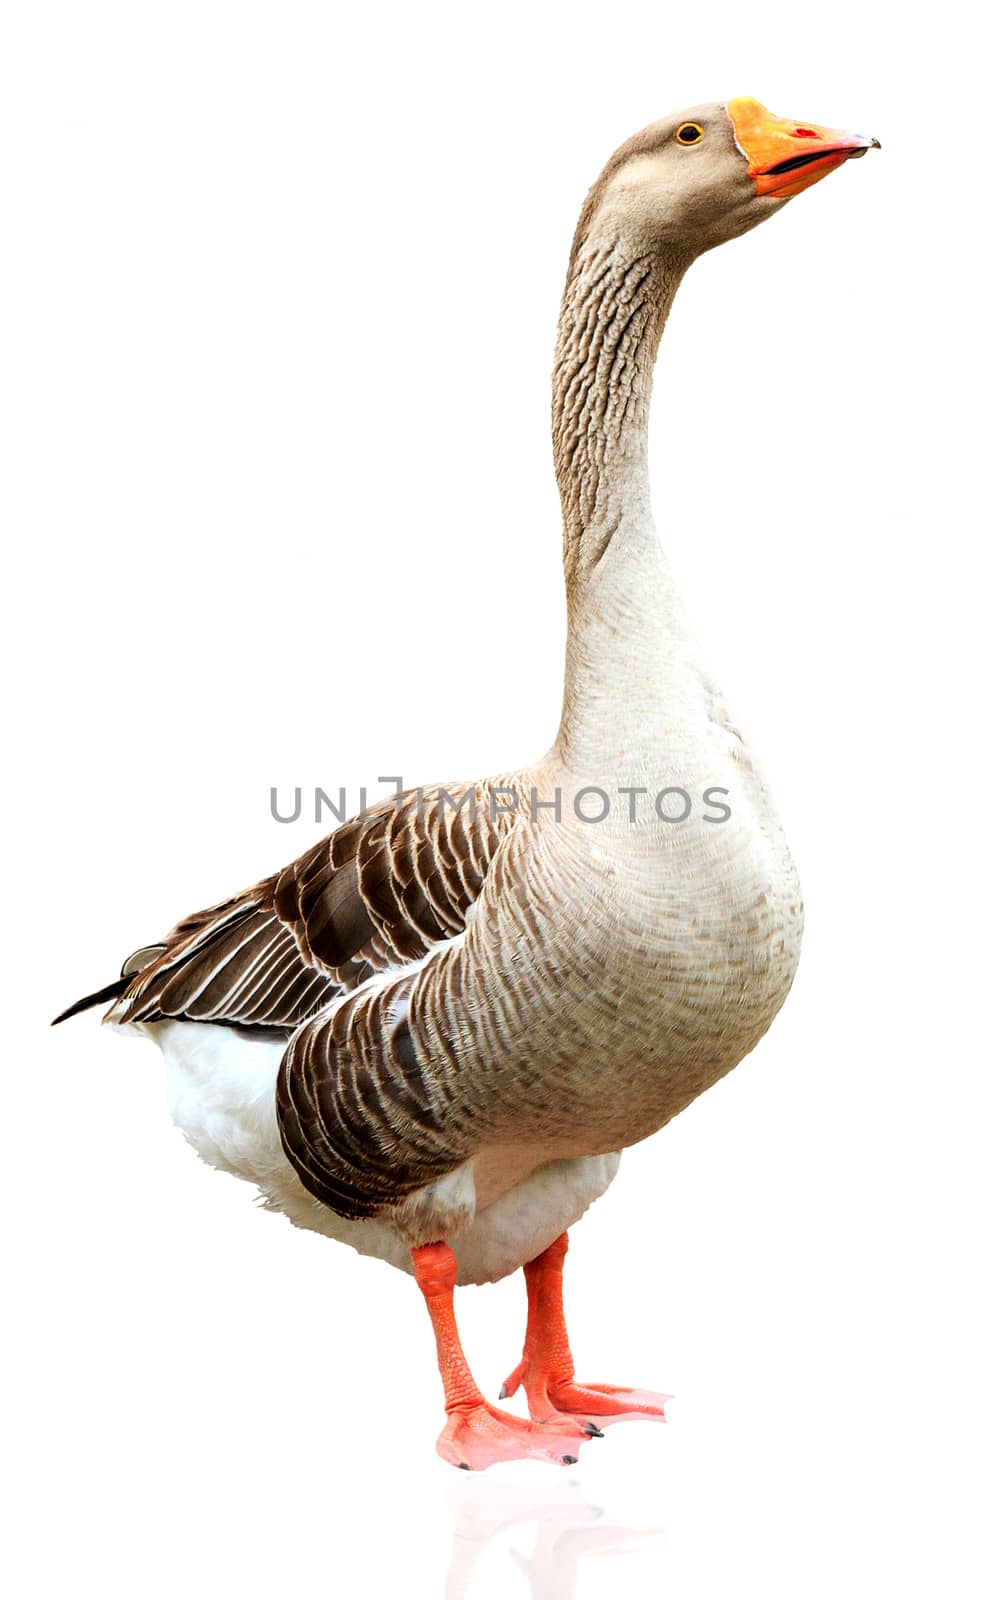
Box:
553 232 686 586
552 229 702 770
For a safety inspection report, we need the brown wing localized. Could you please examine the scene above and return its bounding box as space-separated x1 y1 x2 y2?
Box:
113 780 510 1032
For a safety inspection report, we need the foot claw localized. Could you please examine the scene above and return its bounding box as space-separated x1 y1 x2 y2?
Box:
499 1358 526 1402
562 1455 577 1464
582 1421 605 1437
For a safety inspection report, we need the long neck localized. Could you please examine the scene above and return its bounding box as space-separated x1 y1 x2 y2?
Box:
552 229 702 772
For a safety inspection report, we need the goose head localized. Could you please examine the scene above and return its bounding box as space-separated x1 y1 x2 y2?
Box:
580 97 879 258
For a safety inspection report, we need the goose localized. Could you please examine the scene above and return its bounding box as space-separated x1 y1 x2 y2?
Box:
55 97 878 1472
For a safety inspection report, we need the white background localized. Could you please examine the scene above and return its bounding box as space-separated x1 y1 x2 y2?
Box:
4 3 991 1596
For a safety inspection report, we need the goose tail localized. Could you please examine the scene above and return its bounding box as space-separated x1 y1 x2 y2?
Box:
51 978 129 1026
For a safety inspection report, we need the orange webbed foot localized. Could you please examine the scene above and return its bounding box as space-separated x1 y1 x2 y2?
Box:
501 1233 670 1433
501 1364 669 1429
437 1400 600 1471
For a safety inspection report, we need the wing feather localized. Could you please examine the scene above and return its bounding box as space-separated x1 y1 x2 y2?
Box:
110 779 513 1034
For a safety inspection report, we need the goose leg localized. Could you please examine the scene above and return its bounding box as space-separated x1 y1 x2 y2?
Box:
411 1241 597 1471
500 1232 670 1427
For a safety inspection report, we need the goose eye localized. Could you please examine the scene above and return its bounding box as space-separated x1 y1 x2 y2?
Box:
676 122 703 145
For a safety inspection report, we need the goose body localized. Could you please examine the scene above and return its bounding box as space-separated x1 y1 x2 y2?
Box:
58 97 876 1467
139 733 798 1286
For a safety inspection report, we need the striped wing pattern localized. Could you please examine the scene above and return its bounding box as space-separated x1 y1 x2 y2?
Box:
115 781 507 1031
108 781 513 1219
276 966 451 1218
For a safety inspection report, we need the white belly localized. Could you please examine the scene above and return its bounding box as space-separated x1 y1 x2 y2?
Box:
134 1018 621 1286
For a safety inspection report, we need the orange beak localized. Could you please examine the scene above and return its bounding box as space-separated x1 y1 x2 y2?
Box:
727 97 880 199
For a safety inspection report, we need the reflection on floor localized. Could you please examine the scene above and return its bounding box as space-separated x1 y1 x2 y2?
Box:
445 1474 666 1600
